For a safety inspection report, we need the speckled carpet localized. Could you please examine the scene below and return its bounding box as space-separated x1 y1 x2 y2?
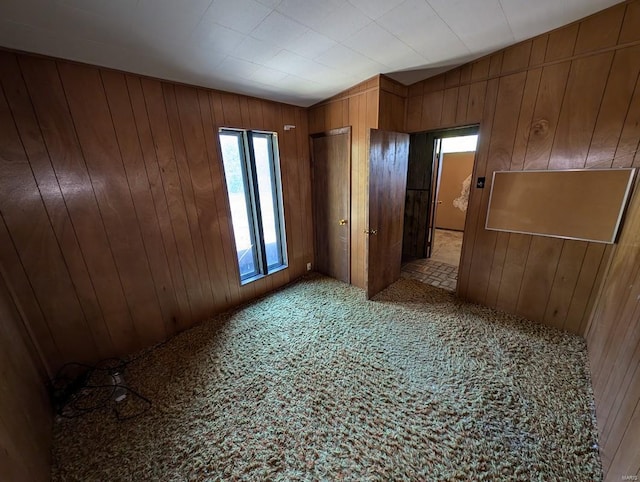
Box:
51 275 602 481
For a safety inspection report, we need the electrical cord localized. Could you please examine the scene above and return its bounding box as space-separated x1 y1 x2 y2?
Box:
50 357 151 421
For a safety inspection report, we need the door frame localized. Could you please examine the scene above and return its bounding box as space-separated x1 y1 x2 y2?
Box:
310 127 352 283
428 125 479 260
402 125 479 260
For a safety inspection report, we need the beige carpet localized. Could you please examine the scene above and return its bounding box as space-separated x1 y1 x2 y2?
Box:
51 275 602 481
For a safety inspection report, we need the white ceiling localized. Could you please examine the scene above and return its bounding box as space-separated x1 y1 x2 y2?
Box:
0 0 623 106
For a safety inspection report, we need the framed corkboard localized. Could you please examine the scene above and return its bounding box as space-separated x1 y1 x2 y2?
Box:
486 169 635 244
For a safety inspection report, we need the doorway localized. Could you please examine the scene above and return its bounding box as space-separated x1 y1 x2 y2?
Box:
401 126 478 292
311 128 351 283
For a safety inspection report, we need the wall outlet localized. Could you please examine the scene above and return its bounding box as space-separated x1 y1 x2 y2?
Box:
306 262 312 271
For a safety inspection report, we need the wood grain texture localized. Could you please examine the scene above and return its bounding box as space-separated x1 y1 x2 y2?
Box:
405 2 640 478
367 129 409 298
0 269 51 481
0 51 312 371
587 183 640 480
311 129 351 283
308 76 380 288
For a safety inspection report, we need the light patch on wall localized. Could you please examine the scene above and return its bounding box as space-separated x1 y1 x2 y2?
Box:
453 174 471 212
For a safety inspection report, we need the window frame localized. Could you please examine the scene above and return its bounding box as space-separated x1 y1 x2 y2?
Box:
219 127 288 284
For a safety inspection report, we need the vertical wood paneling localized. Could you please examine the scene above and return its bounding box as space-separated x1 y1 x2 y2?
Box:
587 183 640 480
404 3 640 478
466 72 526 303
0 76 97 363
101 71 180 339
549 53 614 169
0 53 112 361
457 79 499 297
0 218 60 368
126 75 194 330
0 51 312 371
307 77 380 288
530 36 549 66
545 25 579 62
440 87 458 126
60 63 166 347
588 46 640 168
0 271 51 481
524 62 571 169
175 85 233 309
19 57 140 356
295 107 314 275
281 105 304 279
163 82 221 312
573 3 626 55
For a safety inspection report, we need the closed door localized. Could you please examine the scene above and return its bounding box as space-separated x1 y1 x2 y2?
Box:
367 129 409 298
311 128 351 283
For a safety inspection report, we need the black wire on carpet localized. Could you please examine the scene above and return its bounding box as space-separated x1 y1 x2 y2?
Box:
50 357 151 421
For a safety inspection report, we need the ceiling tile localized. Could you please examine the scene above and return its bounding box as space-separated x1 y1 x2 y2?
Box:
136 0 213 18
275 0 337 27
203 0 272 34
347 0 406 19
233 36 281 63
250 11 308 47
309 2 372 41
3 0 68 31
315 44 387 77
218 56 261 78
57 0 137 18
288 29 337 59
264 50 348 83
249 65 289 84
255 0 282 8
50 4 135 46
342 22 426 70
427 0 515 50
0 0 626 106
192 22 246 53
132 5 202 47
377 0 470 62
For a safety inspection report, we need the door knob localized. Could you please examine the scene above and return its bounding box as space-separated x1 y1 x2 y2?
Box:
339 219 348 225
363 229 378 235
437 200 443 204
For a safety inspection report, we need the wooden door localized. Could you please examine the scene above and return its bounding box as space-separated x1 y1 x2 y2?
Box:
311 128 351 283
367 129 410 298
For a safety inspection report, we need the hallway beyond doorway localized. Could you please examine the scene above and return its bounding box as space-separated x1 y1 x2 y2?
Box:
431 229 463 266
401 229 462 292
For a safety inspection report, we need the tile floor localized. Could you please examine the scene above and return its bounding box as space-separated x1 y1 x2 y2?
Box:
401 229 463 292
401 258 458 291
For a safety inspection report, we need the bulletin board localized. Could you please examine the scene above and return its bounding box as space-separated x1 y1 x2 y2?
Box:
485 169 635 243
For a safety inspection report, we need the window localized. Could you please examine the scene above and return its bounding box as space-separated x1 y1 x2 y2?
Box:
218 128 287 283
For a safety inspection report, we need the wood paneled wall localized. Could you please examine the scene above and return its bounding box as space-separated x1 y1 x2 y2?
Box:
0 269 51 481
0 50 313 371
403 1 640 479
587 184 640 479
308 77 380 288
405 1 639 335
307 75 406 288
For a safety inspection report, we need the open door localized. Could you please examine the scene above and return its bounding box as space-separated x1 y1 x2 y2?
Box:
366 129 409 298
